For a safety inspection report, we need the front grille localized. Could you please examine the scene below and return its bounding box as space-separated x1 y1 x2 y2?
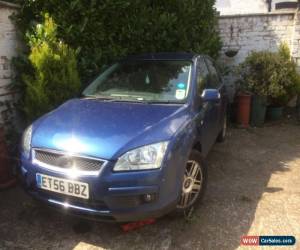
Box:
33 149 105 172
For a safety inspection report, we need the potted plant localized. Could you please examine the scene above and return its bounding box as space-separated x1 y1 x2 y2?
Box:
233 77 252 128
237 44 300 126
266 43 300 120
237 51 270 127
267 98 286 121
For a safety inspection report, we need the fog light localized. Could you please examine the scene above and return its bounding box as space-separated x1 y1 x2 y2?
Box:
143 193 156 203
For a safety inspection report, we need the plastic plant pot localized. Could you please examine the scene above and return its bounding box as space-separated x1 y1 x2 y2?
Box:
267 106 283 121
250 95 267 127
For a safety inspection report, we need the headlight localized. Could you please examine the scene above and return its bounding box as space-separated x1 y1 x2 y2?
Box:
22 125 32 158
113 142 169 171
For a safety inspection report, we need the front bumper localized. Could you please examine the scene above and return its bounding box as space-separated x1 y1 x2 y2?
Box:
19 152 183 222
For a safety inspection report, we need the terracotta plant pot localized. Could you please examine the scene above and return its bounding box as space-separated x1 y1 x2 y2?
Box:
237 93 252 128
0 127 16 189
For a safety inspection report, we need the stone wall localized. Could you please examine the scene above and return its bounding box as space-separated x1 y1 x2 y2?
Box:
0 2 20 126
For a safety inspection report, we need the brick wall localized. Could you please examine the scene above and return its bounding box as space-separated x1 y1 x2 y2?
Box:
0 2 20 126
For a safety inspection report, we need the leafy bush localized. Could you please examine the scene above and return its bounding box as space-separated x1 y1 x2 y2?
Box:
13 0 221 84
23 14 80 121
238 44 300 106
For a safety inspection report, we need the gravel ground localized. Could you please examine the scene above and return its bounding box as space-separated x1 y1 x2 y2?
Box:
0 120 300 250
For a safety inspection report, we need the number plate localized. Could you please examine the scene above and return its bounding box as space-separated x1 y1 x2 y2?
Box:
36 174 89 199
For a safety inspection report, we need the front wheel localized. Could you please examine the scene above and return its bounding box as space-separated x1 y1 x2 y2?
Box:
176 150 207 214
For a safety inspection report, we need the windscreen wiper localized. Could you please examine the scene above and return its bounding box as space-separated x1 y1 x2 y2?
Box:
82 95 119 101
83 96 182 105
145 100 184 104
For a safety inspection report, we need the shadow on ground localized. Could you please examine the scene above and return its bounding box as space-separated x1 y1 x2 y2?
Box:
0 121 300 250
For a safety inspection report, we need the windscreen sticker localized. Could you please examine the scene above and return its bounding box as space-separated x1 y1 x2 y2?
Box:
177 82 186 89
145 75 150 84
175 89 186 100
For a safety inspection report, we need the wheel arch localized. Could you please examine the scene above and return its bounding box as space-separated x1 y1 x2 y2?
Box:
192 141 202 153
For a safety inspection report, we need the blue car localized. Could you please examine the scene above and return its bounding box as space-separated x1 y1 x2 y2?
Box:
20 53 227 222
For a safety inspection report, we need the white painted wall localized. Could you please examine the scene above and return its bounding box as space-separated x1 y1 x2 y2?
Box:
0 2 20 125
219 13 296 65
215 0 268 15
218 11 300 103
216 0 299 15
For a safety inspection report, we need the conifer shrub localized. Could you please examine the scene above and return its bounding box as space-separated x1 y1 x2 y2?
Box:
23 14 80 121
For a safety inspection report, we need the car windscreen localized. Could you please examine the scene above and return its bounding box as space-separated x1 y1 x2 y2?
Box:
82 60 192 103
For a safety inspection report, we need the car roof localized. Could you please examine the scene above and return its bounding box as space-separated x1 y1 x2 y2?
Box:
123 52 199 61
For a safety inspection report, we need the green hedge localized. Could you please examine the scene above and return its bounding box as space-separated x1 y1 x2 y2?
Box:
14 0 221 83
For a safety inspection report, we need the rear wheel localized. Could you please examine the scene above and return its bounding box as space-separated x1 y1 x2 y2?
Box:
175 150 207 215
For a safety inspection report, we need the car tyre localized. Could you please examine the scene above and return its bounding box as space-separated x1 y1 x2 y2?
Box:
174 150 207 216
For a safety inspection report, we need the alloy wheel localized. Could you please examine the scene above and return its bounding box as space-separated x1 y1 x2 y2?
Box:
177 160 203 209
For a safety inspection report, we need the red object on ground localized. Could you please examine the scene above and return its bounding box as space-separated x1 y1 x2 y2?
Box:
237 93 252 128
121 219 156 232
0 127 16 190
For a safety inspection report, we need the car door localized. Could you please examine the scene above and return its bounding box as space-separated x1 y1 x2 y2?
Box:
204 57 227 136
195 57 218 156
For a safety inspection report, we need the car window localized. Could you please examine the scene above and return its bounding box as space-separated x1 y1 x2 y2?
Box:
82 60 192 103
197 58 210 95
205 58 221 89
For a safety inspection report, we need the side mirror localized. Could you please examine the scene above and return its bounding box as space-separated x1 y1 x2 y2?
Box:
201 89 220 102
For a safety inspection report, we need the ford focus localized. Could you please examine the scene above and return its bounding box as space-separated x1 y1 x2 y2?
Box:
20 53 227 222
